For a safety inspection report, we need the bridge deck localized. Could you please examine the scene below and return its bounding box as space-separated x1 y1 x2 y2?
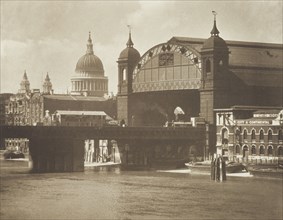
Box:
0 125 206 140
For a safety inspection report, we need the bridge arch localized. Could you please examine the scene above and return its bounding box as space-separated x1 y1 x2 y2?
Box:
132 42 202 93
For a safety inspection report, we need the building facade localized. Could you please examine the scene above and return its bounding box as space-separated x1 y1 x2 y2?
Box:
215 107 283 164
6 71 51 126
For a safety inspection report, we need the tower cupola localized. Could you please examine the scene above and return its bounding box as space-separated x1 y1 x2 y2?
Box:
118 26 140 95
119 26 140 62
202 11 227 50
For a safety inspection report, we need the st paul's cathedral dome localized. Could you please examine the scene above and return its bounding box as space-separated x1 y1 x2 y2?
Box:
71 32 108 97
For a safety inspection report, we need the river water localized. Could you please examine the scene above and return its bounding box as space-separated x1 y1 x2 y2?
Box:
0 160 282 220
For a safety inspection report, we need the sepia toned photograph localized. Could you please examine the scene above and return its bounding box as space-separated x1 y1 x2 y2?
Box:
0 1 282 219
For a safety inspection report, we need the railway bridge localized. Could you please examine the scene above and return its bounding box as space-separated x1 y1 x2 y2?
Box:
0 125 210 172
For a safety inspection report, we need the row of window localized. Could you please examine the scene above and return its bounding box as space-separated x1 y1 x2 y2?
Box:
240 129 282 141
232 129 283 141
235 145 283 156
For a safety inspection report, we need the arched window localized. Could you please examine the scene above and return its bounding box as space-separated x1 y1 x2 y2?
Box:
267 146 273 156
278 130 282 142
268 130 273 142
259 130 264 141
243 129 248 140
235 129 241 142
251 129 256 141
235 145 240 154
243 146 249 158
259 146 265 155
278 147 283 156
206 59 211 73
123 69 127 81
251 145 256 155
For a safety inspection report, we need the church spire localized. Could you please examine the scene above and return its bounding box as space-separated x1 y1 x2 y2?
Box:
86 31 94 54
210 11 220 36
19 70 30 94
126 25 134 48
45 72 50 81
23 70 28 79
43 72 52 94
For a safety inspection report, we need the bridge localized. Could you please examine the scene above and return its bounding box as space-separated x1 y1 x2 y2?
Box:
0 125 209 172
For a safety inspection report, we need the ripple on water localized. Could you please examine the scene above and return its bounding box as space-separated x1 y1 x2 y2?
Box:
0 164 282 220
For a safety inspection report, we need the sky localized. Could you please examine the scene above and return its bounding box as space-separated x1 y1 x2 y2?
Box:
1 0 282 95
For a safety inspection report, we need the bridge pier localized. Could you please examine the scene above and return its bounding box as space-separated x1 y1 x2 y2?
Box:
29 137 84 173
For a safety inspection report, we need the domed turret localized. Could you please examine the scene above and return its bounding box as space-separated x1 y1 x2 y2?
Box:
118 31 140 63
71 32 108 97
117 27 140 95
202 12 228 50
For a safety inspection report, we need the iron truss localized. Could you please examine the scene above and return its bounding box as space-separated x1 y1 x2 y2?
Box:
132 43 202 93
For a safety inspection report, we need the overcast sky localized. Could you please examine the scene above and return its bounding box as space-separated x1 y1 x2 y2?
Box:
1 1 282 95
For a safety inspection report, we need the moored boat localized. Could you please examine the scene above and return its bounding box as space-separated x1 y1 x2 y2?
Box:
226 162 248 173
185 161 248 174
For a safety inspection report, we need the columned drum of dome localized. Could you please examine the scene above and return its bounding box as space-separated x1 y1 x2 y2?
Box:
71 32 108 97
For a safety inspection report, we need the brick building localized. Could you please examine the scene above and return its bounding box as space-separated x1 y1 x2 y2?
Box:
215 107 283 164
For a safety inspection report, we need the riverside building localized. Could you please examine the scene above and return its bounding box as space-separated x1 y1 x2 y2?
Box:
215 107 283 164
